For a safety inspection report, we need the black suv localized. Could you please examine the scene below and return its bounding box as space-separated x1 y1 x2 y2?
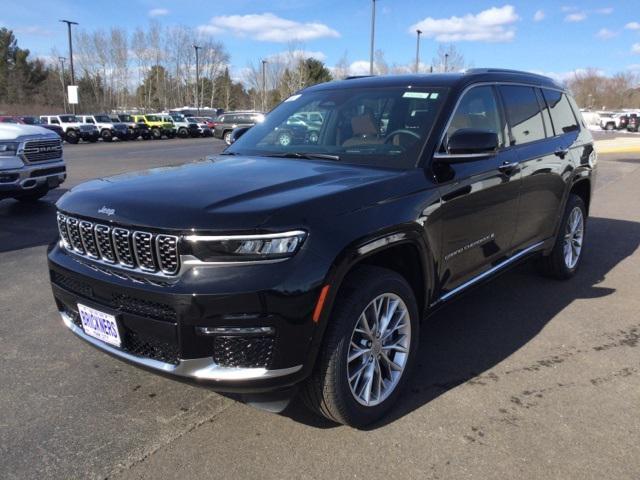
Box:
48 69 596 427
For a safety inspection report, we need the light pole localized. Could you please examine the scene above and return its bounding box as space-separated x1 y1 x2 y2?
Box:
415 29 422 73
193 45 202 114
369 0 377 75
58 57 67 113
59 19 78 113
261 59 268 112
444 53 449 73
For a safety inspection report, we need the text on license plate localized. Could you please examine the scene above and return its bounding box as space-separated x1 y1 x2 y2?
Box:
78 303 122 347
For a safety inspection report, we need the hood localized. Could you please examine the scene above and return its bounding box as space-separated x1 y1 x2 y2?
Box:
0 123 59 141
57 155 409 231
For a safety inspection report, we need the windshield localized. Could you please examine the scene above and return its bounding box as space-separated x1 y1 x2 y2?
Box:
226 86 448 169
21 116 41 125
119 115 133 122
171 114 184 121
60 115 78 123
94 115 112 122
145 115 160 122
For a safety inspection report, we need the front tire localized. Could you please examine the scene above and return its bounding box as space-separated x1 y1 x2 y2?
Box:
101 129 113 142
538 194 587 279
65 130 79 144
223 130 232 145
302 266 419 427
152 128 162 140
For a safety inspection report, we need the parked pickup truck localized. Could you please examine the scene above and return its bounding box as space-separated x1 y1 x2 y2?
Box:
79 115 129 142
40 115 99 144
0 123 66 202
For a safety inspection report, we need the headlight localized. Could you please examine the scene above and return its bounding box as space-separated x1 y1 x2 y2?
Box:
185 230 306 262
0 142 19 156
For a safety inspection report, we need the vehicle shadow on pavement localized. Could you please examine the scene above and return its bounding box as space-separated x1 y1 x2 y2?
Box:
283 216 640 429
0 189 67 253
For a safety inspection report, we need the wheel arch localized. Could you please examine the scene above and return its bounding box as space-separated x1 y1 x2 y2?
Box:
302 226 436 379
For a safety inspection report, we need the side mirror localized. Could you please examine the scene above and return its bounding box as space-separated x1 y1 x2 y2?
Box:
229 126 251 145
445 129 499 159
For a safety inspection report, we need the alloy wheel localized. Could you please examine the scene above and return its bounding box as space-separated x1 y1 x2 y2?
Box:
563 206 584 269
347 293 411 407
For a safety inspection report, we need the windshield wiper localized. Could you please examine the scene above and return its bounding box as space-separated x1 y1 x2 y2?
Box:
264 152 341 161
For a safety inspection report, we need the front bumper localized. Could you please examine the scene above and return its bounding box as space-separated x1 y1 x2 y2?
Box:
79 130 99 140
48 244 327 392
0 158 66 198
60 310 302 385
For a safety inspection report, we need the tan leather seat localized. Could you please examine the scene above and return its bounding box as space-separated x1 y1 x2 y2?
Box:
342 114 382 147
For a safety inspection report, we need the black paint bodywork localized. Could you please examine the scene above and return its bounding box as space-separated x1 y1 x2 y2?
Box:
48 70 596 393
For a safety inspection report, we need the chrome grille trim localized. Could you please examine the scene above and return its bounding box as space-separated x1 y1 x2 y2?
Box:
56 213 71 249
79 221 99 259
156 235 180 274
132 231 157 272
112 228 135 268
66 217 84 253
95 225 116 263
56 213 180 277
23 139 63 163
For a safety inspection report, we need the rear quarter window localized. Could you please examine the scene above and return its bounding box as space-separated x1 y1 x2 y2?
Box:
542 89 579 135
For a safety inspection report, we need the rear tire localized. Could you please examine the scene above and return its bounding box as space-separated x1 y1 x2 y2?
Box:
152 128 162 140
301 266 419 427
538 194 587 279
223 131 232 145
178 127 188 138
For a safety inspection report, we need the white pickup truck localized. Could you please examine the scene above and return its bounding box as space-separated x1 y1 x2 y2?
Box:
0 123 66 202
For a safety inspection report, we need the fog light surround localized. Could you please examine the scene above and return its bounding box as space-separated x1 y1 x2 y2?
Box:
196 326 275 336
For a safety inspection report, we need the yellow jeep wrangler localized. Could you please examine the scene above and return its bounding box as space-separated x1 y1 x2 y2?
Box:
132 115 176 139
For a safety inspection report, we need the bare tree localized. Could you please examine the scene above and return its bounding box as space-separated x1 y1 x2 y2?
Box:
333 51 350 80
432 44 466 73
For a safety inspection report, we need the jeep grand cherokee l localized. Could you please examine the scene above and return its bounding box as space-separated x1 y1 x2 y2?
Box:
49 69 595 427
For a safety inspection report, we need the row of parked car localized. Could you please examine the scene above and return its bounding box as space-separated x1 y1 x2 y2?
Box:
0 110 267 145
598 111 640 132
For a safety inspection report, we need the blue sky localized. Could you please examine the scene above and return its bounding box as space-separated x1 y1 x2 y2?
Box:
2 0 639 81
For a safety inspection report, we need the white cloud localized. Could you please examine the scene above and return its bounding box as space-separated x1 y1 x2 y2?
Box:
148 8 169 17
561 6 578 13
596 28 618 39
348 61 371 76
409 5 519 43
595 7 613 15
534 68 604 84
267 49 326 63
625 22 640 30
533 10 545 22
197 13 340 42
565 12 587 22
632 43 640 54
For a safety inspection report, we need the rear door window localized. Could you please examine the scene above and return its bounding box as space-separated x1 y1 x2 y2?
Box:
542 89 579 135
499 85 546 145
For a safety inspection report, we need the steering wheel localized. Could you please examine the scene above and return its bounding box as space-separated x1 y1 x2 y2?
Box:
384 129 421 144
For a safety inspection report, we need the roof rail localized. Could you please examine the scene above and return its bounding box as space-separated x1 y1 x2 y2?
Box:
344 75 374 80
465 68 556 82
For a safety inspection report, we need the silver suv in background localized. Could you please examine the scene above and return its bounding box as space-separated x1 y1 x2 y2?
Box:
40 115 99 144
0 123 66 202
212 111 264 144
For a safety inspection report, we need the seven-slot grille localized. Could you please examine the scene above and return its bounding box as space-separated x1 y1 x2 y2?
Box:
23 139 63 163
56 213 180 275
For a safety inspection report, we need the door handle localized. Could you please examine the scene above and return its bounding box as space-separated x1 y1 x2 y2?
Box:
498 161 517 173
554 148 569 158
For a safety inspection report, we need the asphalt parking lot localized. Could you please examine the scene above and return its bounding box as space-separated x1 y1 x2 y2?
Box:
1 139 639 479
